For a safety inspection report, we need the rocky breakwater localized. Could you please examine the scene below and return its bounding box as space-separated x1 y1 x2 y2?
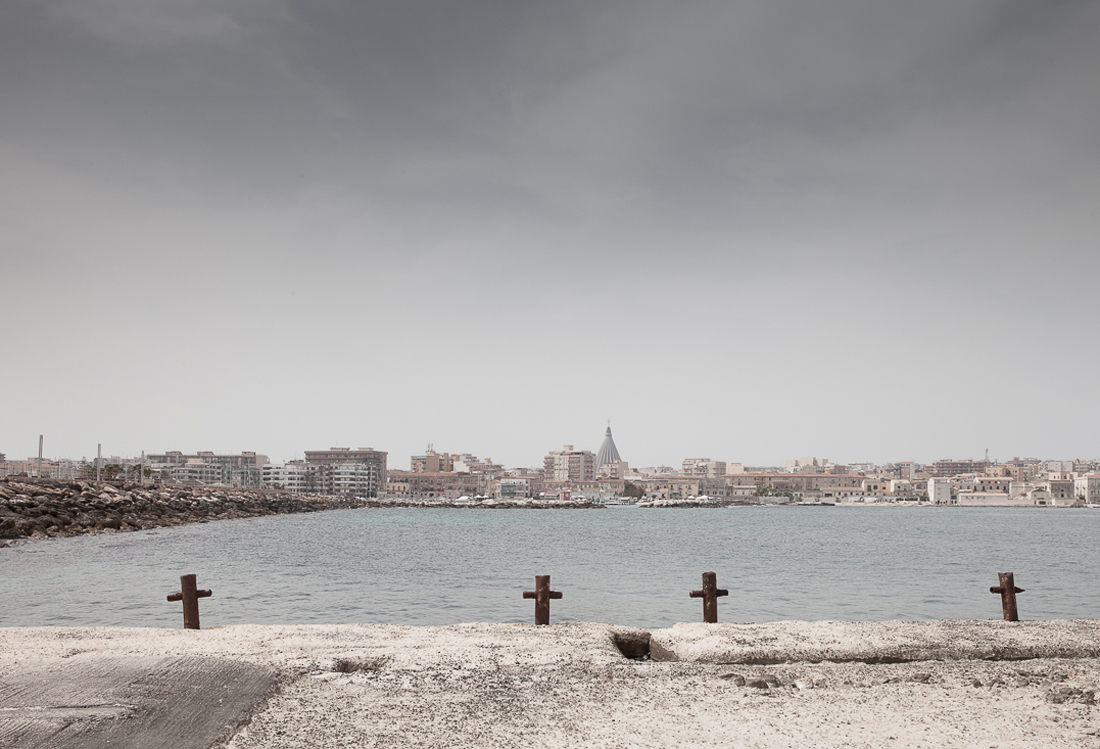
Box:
637 497 754 508
0 478 370 542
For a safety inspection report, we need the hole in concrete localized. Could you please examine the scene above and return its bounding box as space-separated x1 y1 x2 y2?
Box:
332 657 387 673
612 631 652 660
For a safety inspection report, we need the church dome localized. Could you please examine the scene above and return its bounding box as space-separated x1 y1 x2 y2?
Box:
595 426 621 469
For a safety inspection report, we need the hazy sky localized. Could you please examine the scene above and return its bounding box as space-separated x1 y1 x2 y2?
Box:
3 0 1098 469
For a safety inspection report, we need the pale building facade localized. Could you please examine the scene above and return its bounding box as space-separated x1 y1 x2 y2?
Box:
1074 474 1100 504
682 459 727 478
261 462 313 493
544 445 596 482
928 477 953 505
304 447 387 497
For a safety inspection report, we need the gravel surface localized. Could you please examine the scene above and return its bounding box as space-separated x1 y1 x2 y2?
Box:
3 621 1099 748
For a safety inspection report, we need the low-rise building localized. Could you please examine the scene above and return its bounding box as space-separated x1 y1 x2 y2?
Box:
1074 474 1100 504
494 476 543 499
388 471 481 499
956 492 1034 507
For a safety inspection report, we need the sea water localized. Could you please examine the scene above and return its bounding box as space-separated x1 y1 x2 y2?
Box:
1 505 1097 628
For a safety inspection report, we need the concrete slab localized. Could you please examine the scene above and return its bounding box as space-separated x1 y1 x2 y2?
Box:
3 622 1100 748
650 618 1100 663
0 654 275 749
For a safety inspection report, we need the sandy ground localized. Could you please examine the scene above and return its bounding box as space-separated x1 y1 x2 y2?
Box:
3 621 1100 748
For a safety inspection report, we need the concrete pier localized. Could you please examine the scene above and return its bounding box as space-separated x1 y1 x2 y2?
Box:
3 620 1100 748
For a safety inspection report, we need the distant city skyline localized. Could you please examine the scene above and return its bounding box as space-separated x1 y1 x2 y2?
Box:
1 428 1094 473
3 2 1098 469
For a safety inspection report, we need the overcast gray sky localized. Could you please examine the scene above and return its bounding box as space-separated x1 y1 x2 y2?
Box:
3 0 1098 469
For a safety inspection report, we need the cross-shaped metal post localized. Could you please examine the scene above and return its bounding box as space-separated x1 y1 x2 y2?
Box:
990 571 1024 621
689 571 728 623
166 573 213 629
522 575 562 625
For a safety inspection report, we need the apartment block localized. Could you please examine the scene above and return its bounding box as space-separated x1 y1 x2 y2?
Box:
304 447 387 497
261 462 314 493
932 459 989 477
146 451 269 486
544 445 595 483
411 450 455 473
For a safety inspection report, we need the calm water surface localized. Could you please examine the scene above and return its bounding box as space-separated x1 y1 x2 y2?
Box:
1 505 1097 628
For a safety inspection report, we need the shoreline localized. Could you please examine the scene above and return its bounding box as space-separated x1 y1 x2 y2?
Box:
3 620 1099 748
0 477 602 543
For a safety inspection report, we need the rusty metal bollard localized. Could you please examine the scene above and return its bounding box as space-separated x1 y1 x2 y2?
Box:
990 571 1024 621
167 573 212 629
522 575 563 625
689 571 728 623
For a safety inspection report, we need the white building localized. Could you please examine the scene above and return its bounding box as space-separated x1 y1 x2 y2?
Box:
262 462 313 493
1074 474 1100 504
327 463 383 497
956 492 1029 507
927 477 953 505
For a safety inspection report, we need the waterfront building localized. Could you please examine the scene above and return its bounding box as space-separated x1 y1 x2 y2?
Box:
325 463 380 497
147 451 268 469
304 448 387 497
1074 474 1100 504
494 475 543 499
955 491 1029 507
147 451 268 486
738 473 865 497
889 479 924 500
861 479 890 496
1045 479 1075 502
145 451 268 486
387 470 481 499
261 462 313 493
981 477 1012 493
928 477 953 505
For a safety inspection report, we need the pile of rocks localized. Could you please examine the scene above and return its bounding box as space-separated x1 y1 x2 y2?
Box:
0 478 605 541
0 478 370 541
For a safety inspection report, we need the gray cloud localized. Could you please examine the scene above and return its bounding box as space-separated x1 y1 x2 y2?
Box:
2 0 1098 467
